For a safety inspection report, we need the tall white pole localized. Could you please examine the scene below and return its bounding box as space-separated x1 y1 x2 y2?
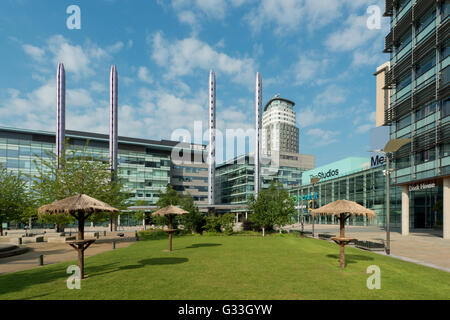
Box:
56 63 66 169
208 70 216 206
110 65 118 177
254 72 262 197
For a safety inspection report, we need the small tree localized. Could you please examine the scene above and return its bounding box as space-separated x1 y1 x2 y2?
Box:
30 141 127 231
133 200 150 230
248 181 295 236
155 185 206 233
0 166 33 236
179 195 205 234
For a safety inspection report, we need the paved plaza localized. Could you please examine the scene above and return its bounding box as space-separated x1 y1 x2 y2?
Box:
0 232 136 275
288 223 450 272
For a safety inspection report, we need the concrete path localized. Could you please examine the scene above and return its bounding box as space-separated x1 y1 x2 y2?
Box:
0 235 136 275
287 224 450 272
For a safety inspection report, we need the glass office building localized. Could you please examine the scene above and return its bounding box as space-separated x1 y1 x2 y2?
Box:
0 126 207 227
289 158 402 228
383 0 449 238
216 154 313 212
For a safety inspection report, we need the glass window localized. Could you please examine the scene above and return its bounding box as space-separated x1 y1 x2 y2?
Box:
441 40 450 61
442 98 450 118
415 102 436 121
415 6 436 34
415 149 436 164
415 52 435 78
396 71 412 91
397 114 411 130
7 149 19 157
440 143 450 157
396 29 412 52
441 0 450 20
396 155 411 169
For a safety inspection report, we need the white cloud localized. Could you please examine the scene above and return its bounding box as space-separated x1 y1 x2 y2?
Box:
138 66 154 84
149 32 256 86
22 44 45 62
314 84 347 106
355 123 374 134
293 54 328 86
244 0 370 35
306 128 340 146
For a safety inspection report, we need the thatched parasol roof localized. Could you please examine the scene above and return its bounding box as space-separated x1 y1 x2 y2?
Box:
38 194 119 215
152 205 188 216
310 200 375 218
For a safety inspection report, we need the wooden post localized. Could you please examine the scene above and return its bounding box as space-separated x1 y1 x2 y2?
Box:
340 244 345 269
169 215 173 252
78 245 84 279
340 214 345 269
77 214 85 279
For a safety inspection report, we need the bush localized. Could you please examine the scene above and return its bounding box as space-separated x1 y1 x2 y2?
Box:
204 216 222 233
180 210 206 234
203 213 235 234
137 229 168 240
242 219 259 232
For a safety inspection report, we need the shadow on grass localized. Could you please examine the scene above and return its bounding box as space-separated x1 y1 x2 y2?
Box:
0 262 120 297
185 243 222 249
326 254 374 265
119 257 189 271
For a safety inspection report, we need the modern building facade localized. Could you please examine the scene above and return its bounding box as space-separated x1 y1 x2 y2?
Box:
0 126 207 227
375 62 391 127
290 157 402 228
262 95 299 155
383 0 449 238
216 153 314 208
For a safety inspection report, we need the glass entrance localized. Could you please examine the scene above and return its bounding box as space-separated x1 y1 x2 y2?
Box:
410 186 443 229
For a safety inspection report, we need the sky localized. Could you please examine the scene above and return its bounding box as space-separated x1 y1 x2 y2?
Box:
0 0 390 167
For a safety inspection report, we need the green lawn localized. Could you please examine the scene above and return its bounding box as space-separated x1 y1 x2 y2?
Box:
0 233 449 300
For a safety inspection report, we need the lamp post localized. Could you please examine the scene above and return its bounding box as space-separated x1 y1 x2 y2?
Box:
310 177 321 237
372 138 411 255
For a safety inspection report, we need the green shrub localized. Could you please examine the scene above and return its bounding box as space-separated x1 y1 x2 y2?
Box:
203 213 235 234
137 229 168 240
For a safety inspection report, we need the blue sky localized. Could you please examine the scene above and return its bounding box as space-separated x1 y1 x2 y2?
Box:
0 0 389 166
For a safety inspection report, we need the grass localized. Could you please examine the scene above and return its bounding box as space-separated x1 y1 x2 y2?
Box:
0 232 449 300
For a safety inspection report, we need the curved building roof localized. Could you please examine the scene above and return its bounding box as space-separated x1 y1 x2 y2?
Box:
264 97 295 112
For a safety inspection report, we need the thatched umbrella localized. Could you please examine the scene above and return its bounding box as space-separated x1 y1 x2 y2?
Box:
152 205 188 252
311 200 375 269
38 194 119 278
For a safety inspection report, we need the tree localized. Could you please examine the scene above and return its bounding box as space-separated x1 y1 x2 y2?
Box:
248 181 295 236
179 195 205 234
30 141 127 231
0 166 33 236
132 200 150 230
154 185 205 234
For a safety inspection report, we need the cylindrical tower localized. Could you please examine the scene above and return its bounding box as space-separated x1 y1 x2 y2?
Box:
254 72 262 197
56 63 66 169
110 65 118 177
208 70 216 205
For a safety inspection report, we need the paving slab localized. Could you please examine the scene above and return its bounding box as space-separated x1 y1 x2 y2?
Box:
287 223 450 271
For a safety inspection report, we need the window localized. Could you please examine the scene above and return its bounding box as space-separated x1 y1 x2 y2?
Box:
440 143 450 158
415 149 436 165
396 0 409 12
441 40 450 61
441 0 450 20
396 155 411 169
396 30 412 52
442 98 450 118
396 71 412 91
396 114 411 130
415 6 436 35
415 102 436 121
415 53 435 78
